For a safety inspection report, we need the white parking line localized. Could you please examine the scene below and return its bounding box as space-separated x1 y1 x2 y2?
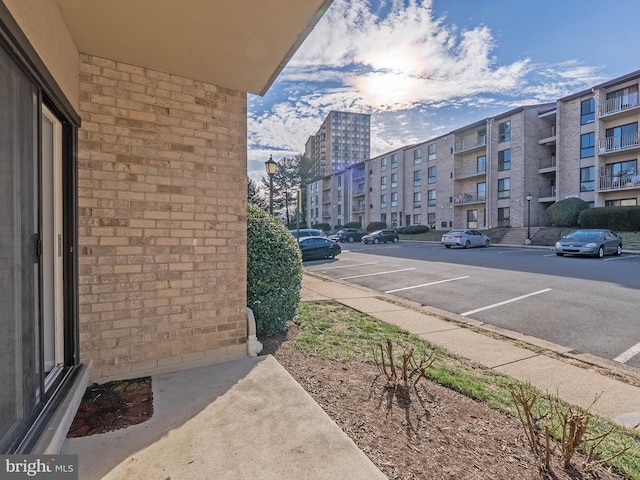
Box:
461 288 552 316
309 262 378 271
603 255 631 261
340 268 416 280
613 341 640 363
385 276 469 294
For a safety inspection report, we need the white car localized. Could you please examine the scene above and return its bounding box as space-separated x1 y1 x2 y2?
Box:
441 229 490 248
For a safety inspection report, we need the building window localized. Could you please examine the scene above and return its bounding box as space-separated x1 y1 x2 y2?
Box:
580 132 595 158
415 214 423 225
381 176 387 190
477 182 486 201
413 170 422 187
381 157 387 171
391 192 398 207
380 194 387 208
605 198 637 206
381 213 387 224
466 209 478 228
391 212 398 227
391 172 398 188
391 153 398 169
427 212 435 227
337 204 342 215
428 189 436 206
498 178 510 199
498 207 510 227
581 98 595 125
337 175 342 187
478 129 486 145
605 122 638 150
428 166 436 184
600 159 637 189
498 149 511 171
414 147 422 164
428 143 436 161
580 166 594 192
413 191 421 208
498 121 511 142
477 155 486 174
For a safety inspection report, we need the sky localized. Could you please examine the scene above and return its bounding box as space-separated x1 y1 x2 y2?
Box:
247 0 640 183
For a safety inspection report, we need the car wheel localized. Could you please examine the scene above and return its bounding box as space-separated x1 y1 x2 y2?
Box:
483 239 490 247
348 236 354 243
373 238 379 244
597 246 604 258
393 237 398 243
444 245 451 248
463 240 471 249
327 249 336 259
616 244 622 255
555 252 564 256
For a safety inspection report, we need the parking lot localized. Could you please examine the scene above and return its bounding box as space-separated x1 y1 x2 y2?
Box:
304 241 640 372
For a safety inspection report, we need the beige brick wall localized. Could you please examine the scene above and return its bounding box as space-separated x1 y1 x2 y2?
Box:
77 54 248 382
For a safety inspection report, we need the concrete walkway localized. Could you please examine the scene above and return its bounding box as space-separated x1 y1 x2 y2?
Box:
301 272 640 430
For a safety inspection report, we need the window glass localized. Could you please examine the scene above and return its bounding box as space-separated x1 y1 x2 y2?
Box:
427 144 436 161
413 170 421 187
391 153 398 169
580 98 595 124
414 148 422 164
499 121 511 142
498 178 510 199
476 155 486 174
498 149 511 171
427 166 436 184
580 132 595 158
580 166 594 192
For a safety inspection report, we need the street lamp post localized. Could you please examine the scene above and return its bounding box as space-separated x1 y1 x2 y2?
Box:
526 192 532 244
265 155 277 215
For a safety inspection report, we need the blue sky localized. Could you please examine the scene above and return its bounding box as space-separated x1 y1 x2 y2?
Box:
247 0 640 182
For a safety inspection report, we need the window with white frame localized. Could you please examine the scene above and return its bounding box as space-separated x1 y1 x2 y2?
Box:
391 153 398 169
498 121 511 142
427 143 436 161
428 189 436 206
414 147 422 164
413 191 421 208
381 176 387 190
391 192 398 207
498 178 510 199
391 172 398 188
380 194 387 208
427 166 436 184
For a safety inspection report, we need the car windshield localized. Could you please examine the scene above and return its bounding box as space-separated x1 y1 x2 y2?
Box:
446 231 465 235
565 231 601 240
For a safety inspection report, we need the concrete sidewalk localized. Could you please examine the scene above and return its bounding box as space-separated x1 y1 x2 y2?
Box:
62 355 386 480
301 272 640 430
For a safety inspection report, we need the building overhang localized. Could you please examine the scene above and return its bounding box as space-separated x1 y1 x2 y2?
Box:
55 0 332 95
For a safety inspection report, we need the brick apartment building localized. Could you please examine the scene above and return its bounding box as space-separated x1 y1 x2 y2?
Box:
308 70 640 232
0 0 331 454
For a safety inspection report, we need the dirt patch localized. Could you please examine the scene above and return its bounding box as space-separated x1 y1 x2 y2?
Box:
261 324 628 480
67 377 153 438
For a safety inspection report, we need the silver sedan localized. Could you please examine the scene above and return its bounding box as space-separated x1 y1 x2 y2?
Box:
441 229 491 248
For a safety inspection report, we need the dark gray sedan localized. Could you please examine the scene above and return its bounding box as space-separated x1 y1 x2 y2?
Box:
298 236 341 261
554 229 622 258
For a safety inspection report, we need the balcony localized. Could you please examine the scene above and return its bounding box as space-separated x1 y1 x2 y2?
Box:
351 186 365 196
538 186 556 202
599 93 640 119
352 203 365 213
453 193 486 205
598 173 640 192
538 125 556 145
538 156 556 174
598 132 640 156
453 164 486 180
453 137 486 154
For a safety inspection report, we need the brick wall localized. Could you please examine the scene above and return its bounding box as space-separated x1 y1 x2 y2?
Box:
77 54 248 382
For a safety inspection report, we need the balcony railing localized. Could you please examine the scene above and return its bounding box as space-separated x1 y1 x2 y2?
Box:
352 204 366 212
598 173 640 191
599 132 640 154
453 137 486 153
599 92 640 117
538 156 556 170
538 186 556 199
539 125 556 139
453 193 486 205
352 187 365 196
454 164 486 179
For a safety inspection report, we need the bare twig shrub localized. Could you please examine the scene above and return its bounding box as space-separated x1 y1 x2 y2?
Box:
372 339 435 399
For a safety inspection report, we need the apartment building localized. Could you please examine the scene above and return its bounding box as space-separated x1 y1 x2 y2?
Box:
308 70 640 232
305 111 371 179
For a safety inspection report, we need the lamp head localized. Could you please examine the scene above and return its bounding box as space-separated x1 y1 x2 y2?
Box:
265 155 277 176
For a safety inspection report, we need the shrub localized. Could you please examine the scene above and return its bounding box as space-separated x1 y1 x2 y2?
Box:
579 206 640 231
247 203 302 336
343 221 362 229
544 198 590 227
366 221 388 232
398 225 430 234
312 222 331 232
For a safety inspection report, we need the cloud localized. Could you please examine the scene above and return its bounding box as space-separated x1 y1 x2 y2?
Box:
247 0 606 181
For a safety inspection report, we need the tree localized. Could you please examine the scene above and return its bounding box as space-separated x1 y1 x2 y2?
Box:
261 156 302 228
247 177 268 210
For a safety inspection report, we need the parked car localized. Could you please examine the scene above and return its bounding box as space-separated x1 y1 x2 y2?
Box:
289 228 326 239
298 236 341 261
329 228 365 243
554 229 622 258
441 229 491 248
361 229 399 244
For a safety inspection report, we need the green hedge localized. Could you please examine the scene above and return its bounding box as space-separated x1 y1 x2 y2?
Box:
247 203 302 336
366 221 387 232
343 221 362 229
579 206 640 231
397 225 430 234
312 222 331 232
544 197 590 227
